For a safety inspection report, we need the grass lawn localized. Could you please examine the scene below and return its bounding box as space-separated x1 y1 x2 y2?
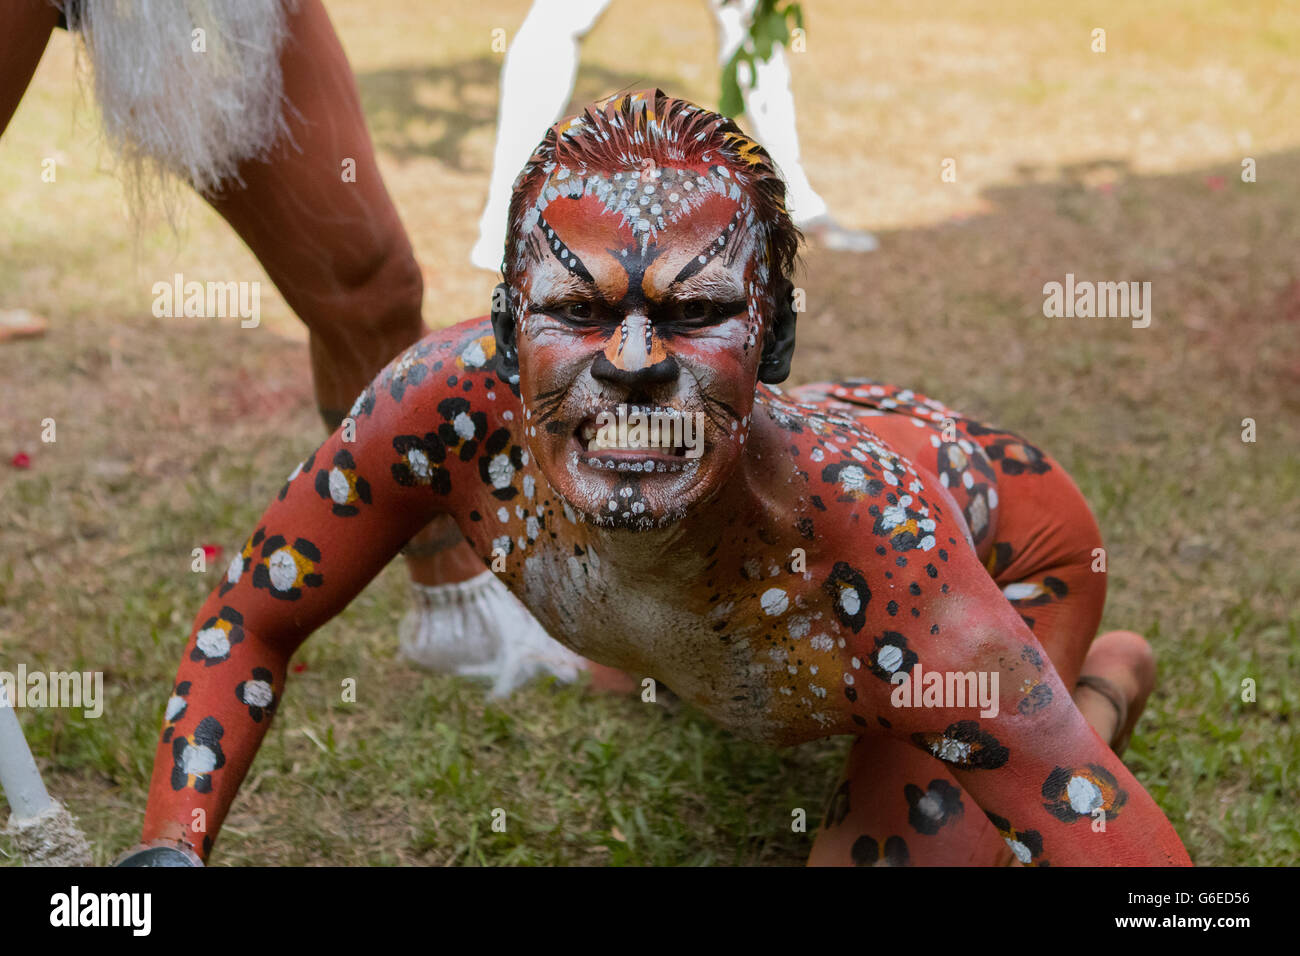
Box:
1 0 1297 865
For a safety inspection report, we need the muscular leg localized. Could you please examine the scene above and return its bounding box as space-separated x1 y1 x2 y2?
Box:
802 390 1147 865
204 0 425 421
0 0 57 137
0 3 59 341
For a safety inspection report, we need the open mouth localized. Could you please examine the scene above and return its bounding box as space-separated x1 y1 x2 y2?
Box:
570 406 697 473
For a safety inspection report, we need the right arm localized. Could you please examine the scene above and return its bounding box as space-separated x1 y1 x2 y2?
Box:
137 329 490 861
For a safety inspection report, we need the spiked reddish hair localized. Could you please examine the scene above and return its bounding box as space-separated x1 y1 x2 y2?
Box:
502 88 801 298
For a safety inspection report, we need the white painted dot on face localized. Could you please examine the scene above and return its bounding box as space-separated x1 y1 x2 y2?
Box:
1067 776 1104 815
917 794 942 818
165 695 186 720
608 500 618 511
523 475 536 499
851 656 862 669
839 586 861 617
877 643 904 673
226 558 244 585
761 588 789 616
268 549 298 591
497 507 509 523
502 410 514 421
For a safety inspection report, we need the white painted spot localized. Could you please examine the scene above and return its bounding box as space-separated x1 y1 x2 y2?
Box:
242 680 273 707
761 588 789 616
934 738 972 763
407 448 430 479
195 627 229 659
488 454 514 489
328 468 350 504
453 412 476 440
180 743 217 775
877 643 904 673
268 548 298 591
1006 838 1032 863
1067 776 1104 815
1002 582 1041 601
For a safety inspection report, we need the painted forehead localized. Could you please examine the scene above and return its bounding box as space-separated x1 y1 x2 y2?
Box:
513 162 769 301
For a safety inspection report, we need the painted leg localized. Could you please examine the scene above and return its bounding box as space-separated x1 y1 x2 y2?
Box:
809 419 1119 865
0 0 58 343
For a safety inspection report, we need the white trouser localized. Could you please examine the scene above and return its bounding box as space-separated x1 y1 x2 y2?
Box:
470 0 825 270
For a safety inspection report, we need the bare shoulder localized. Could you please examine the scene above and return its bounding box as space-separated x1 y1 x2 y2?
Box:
340 316 526 509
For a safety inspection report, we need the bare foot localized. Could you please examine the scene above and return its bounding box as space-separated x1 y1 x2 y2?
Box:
1072 630 1156 755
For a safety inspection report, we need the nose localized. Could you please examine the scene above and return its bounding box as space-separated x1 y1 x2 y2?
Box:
593 314 678 389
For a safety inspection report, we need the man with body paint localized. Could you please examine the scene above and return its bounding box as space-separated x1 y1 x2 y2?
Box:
121 90 1191 867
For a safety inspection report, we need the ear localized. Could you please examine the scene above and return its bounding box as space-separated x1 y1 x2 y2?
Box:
489 282 519 378
758 277 797 384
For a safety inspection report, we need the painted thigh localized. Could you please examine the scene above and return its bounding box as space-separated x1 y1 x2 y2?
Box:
0 0 59 139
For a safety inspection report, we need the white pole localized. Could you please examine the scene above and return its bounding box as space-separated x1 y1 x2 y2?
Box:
0 682 92 865
0 682 53 820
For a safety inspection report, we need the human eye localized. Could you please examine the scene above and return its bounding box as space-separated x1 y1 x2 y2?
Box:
535 299 596 324
675 298 746 326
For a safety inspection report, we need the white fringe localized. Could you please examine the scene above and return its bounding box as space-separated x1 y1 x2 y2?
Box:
399 571 586 698
58 0 296 208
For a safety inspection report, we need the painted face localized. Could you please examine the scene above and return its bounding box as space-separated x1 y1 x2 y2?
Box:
511 160 769 530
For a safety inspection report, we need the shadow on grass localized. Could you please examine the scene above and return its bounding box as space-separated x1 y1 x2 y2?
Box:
356 56 670 169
